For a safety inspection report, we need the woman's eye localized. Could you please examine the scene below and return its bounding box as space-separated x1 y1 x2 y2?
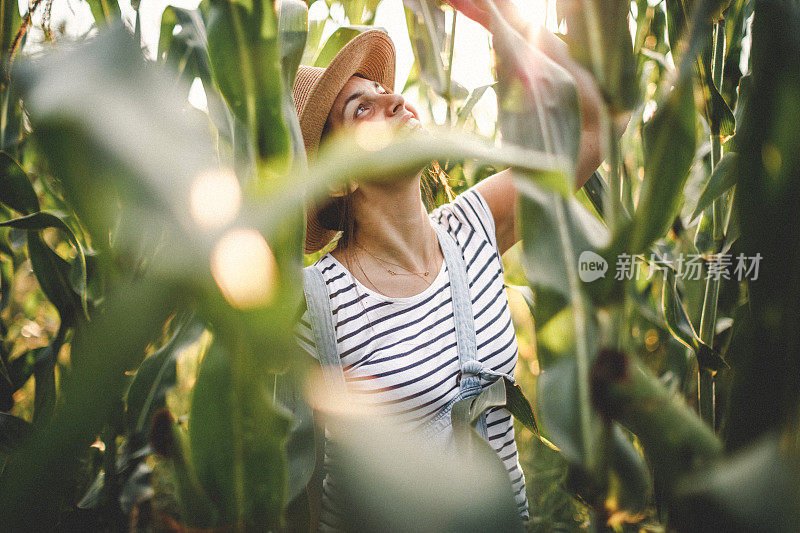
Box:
354 104 368 118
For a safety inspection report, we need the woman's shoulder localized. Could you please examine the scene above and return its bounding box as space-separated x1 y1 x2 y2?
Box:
429 184 501 259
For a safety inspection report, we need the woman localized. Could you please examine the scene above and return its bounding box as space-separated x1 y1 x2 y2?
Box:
293 3 603 529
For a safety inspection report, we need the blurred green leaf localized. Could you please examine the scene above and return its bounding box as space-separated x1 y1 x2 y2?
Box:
342 0 367 24
205 0 290 171
274 369 317 503
15 25 224 278
301 15 325 65
608 424 651 513
245 130 569 232
590 350 723 492
515 177 607 301
722 0 800 451
537 358 599 465
0 278 178 529
151 412 221 526
326 409 524 531
672 432 800 531
0 0 21 56
278 0 309 170
403 0 446 93
0 412 32 454
188 337 291 527
490 10 605 476
0 152 38 214
555 0 639 111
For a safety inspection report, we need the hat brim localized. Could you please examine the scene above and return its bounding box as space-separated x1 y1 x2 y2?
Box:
299 29 396 155
300 29 396 254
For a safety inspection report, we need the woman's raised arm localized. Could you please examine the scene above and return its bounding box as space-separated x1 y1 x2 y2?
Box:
455 0 606 255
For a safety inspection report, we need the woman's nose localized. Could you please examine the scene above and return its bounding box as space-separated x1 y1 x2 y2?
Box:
382 92 406 116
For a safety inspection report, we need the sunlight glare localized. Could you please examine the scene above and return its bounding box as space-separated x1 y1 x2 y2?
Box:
512 0 559 32
354 121 394 151
190 168 241 229
210 228 278 310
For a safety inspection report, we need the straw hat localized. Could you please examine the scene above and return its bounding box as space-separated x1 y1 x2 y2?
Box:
293 29 396 254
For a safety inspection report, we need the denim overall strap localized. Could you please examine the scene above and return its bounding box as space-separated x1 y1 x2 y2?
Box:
432 224 493 440
302 265 348 397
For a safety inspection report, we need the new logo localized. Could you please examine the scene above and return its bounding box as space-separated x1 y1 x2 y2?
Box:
578 250 608 282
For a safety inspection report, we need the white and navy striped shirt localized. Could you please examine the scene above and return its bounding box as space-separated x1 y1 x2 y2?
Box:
295 186 529 527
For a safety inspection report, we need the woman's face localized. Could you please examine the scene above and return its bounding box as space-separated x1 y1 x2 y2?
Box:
325 76 422 136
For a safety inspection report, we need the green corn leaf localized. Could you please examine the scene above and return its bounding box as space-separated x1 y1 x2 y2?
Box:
590 349 723 493
403 0 446 94
537 358 589 464
690 151 738 222
14 26 225 277
555 0 640 111
0 278 178 529
312 26 364 67
0 152 38 214
671 433 800 531
721 0 800 451
491 5 605 475
342 0 368 24
158 7 209 83
277 0 309 170
628 78 697 256
0 0 22 57
326 407 523 530
274 370 317 503
86 0 121 27
662 268 728 372
125 313 206 438
205 0 290 172
0 344 55 411
26 233 82 326
456 83 494 129
665 0 735 137
0 212 88 318
188 337 291 527
608 424 652 513
159 6 234 144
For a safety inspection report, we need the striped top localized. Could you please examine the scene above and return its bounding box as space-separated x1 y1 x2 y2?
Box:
295 186 529 528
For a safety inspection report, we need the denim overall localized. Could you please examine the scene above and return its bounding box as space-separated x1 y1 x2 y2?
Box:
302 222 517 449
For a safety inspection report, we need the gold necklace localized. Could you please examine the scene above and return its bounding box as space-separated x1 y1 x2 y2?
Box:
353 229 438 286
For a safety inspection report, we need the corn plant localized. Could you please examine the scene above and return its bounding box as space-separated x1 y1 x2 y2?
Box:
0 0 798 531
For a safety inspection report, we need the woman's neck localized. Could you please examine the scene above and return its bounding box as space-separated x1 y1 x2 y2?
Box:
342 174 439 272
